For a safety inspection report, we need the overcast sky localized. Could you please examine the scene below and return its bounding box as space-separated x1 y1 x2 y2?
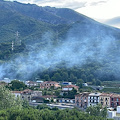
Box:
8 0 120 28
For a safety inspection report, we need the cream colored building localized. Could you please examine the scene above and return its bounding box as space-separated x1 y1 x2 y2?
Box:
99 93 111 108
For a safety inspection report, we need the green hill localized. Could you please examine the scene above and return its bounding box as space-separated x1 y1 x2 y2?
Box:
0 0 120 82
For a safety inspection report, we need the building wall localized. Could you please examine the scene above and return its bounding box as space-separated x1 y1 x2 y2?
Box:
62 88 73 91
99 96 110 108
88 95 100 106
40 82 59 89
75 93 89 109
110 97 120 108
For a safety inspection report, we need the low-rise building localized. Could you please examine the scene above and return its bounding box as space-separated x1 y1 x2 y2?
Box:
40 81 61 89
110 94 120 108
12 89 42 102
62 85 79 92
75 92 90 109
88 92 101 106
62 82 72 86
12 91 22 97
57 98 75 104
99 93 111 108
25 81 38 87
107 106 120 120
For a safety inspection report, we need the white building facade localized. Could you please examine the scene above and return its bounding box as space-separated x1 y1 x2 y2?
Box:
88 93 101 106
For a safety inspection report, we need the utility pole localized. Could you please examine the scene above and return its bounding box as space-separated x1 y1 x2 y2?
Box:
11 41 14 51
15 31 21 45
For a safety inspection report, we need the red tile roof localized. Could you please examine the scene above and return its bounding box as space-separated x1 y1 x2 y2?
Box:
43 81 58 84
12 91 22 93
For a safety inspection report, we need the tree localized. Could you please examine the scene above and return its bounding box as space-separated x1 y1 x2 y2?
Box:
52 73 61 81
0 85 23 110
61 72 68 81
86 104 107 118
76 79 83 88
44 74 50 81
92 79 96 85
9 80 26 90
96 80 101 86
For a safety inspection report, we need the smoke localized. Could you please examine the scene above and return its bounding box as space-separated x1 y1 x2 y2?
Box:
0 22 120 80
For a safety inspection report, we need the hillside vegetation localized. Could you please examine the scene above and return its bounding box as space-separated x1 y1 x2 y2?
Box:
0 0 120 83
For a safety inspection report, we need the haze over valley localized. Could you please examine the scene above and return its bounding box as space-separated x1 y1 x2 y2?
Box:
0 0 120 82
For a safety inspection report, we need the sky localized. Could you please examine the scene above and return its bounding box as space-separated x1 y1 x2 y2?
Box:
8 0 120 28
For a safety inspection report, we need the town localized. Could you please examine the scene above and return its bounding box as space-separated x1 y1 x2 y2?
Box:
0 78 120 119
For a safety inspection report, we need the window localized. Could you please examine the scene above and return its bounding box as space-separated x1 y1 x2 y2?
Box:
117 98 119 102
101 102 103 105
111 98 114 101
111 102 114 107
117 102 119 106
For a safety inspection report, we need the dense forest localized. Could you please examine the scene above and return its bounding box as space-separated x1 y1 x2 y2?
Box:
0 108 111 120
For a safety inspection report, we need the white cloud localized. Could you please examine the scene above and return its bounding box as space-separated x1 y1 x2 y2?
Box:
76 0 120 20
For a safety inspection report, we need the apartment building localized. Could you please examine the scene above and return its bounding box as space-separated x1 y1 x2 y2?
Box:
75 92 90 109
88 92 101 106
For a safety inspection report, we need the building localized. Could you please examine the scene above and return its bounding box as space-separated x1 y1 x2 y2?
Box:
75 92 90 109
25 81 38 87
40 81 61 89
110 94 120 108
99 93 111 108
88 92 101 106
107 106 120 120
31 96 44 103
62 85 79 92
62 82 72 86
12 91 23 97
57 98 75 104
21 89 34 102
12 89 42 102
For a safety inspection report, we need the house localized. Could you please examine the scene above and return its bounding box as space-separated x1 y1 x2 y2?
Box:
32 91 42 96
41 95 57 102
57 98 75 103
62 82 72 86
12 89 42 103
25 81 38 87
75 92 90 109
21 89 33 102
88 92 101 106
40 81 61 89
82 83 88 87
62 85 79 92
21 89 42 102
110 94 120 108
99 93 111 108
12 91 23 97
36 80 43 84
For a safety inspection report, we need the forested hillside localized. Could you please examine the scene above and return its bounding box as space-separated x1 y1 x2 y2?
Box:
0 0 120 83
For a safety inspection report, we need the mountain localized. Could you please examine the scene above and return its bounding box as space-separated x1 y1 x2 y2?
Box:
0 0 120 43
0 1 94 25
0 0 120 81
104 17 120 28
